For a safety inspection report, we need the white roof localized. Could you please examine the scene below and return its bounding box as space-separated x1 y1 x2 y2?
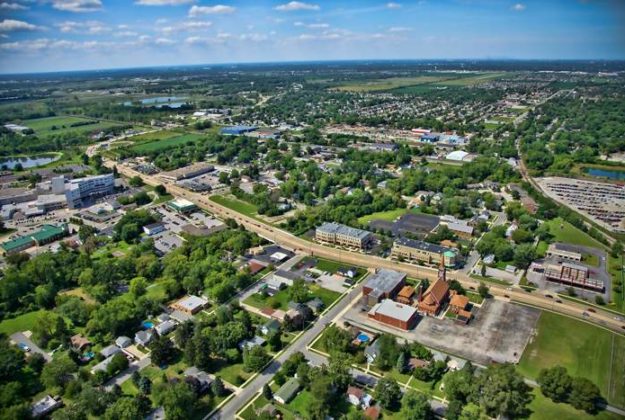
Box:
446 150 469 161
369 299 417 322
176 295 207 311
271 251 288 261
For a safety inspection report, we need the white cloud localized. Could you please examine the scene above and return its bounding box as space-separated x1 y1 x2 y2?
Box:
386 2 401 9
52 0 103 12
155 37 175 45
0 37 118 51
0 19 41 32
188 4 235 17
511 3 526 11
116 31 138 37
160 20 212 34
56 20 110 34
388 26 411 32
275 1 319 12
136 0 193 5
294 21 328 29
0 2 29 10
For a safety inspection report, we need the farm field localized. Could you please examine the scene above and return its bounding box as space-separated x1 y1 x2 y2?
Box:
518 311 625 408
131 133 204 153
22 116 123 135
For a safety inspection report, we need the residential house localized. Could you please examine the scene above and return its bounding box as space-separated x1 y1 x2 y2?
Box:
274 378 301 404
260 319 281 336
306 297 324 314
32 395 63 418
238 336 266 351
115 336 132 348
396 285 415 305
135 330 154 347
100 344 121 359
70 334 91 351
170 295 208 315
183 367 214 394
346 386 373 408
155 320 176 336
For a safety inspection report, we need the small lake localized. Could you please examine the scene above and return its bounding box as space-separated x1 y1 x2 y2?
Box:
123 96 188 108
585 167 625 180
0 155 60 170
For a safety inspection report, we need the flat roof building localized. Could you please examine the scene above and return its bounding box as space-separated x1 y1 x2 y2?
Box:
315 222 373 249
543 259 604 291
362 268 406 307
65 173 115 209
546 243 582 262
1 223 68 255
368 299 419 330
167 198 197 214
160 163 214 182
171 295 208 315
391 237 456 267
220 125 258 136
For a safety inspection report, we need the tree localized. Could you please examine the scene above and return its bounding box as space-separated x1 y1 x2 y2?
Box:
243 346 270 372
267 331 282 352
459 403 488 420
0 337 25 382
444 362 475 403
375 334 400 370
151 335 176 367
138 376 152 395
129 176 144 187
103 396 150 420
569 377 601 413
41 352 77 390
477 282 489 299
400 391 434 420
537 366 572 402
611 241 623 258
374 377 402 410
288 278 309 303
513 243 537 269
396 351 407 374
27 352 46 374
129 276 148 297
156 382 197 420
322 324 351 355
155 184 167 196
107 353 129 376
474 363 531 418
308 374 334 419
262 383 273 400
212 377 226 397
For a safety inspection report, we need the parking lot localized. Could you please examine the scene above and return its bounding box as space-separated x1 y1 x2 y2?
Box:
344 298 540 365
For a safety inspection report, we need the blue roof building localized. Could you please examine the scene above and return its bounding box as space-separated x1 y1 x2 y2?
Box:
420 134 440 143
220 125 258 136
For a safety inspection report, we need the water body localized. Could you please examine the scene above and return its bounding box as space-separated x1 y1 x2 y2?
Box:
0 155 60 170
585 167 625 180
123 96 188 108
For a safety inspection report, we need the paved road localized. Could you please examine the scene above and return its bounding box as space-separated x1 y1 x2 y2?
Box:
105 356 152 389
210 285 364 419
10 332 52 362
106 161 625 335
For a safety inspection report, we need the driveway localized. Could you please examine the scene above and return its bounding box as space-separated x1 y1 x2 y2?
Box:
105 356 151 389
10 332 52 362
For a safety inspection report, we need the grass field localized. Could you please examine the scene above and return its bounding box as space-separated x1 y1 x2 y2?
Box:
131 133 204 153
23 116 122 136
518 312 625 408
210 195 259 219
244 283 340 311
528 388 621 420
358 207 411 224
544 218 606 250
336 76 449 92
437 72 506 86
0 310 45 335
59 287 96 304
128 130 181 143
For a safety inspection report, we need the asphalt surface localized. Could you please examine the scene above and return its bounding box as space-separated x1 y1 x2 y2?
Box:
10 332 52 362
105 356 152 389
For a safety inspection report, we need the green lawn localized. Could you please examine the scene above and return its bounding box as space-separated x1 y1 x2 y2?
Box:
0 310 45 335
210 195 259 219
23 116 122 136
518 312 625 408
545 218 606 250
528 388 621 420
132 133 204 153
536 240 549 257
212 361 251 386
309 284 341 308
243 284 340 311
307 257 366 279
358 208 409 224
128 130 181 143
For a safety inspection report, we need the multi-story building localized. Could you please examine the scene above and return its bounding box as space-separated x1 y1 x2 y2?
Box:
315 222 373 249
65 173 115 209
391 237 456 267
362 268 406 307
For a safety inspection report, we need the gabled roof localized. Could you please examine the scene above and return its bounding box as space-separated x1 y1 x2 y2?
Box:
421 279 449 306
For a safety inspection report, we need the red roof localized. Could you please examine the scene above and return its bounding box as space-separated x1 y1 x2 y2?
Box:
365 406 380 420
248 260 266 275
347 386 364 399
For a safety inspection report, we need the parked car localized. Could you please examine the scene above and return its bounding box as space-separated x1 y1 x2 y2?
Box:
18 343 30 352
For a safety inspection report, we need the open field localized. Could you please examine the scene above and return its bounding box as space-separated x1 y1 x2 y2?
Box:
0 310 44 335
210 195 259 219
336 76 449 92
545 218 607 250
358 207 410 224
437 72 506 86
131 133 204 153
528 388 621 420
22 115 123 135
518 311 625 408
128 130 181 143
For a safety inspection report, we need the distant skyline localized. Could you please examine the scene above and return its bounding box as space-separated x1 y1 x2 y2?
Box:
0 0 624 74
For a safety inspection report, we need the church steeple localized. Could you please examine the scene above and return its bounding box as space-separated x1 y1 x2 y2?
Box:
438 255 446 282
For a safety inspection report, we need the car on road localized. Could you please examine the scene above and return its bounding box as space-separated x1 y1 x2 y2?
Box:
582 312 590 318
587 308 596 313
555 299 562 303
545 294 553 299
18 343 30 352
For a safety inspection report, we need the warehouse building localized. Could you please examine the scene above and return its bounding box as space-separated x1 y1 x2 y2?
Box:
543 260 604 292
167 198 197 214
362 268 406 307
315 222 373 249
220 125 258 136
545 243 582 262
159 162 214 182
1 223 69 255
391 237 457 267
368 299 419 330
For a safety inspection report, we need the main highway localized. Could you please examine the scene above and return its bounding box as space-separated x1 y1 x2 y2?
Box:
105 160 625 335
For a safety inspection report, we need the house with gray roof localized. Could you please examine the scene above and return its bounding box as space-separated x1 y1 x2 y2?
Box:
274 378 301 404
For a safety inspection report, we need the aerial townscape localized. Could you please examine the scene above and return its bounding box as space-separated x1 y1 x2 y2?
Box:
0 1 624 420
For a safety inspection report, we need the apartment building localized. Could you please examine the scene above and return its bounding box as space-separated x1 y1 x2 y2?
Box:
391 237 456 267
315 222 373 249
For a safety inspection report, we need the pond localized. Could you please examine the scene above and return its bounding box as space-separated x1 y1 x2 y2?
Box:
0 154 60 170
585 167 625 181
123 96 188 108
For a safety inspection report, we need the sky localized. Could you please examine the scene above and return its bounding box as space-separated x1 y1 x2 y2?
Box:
0 0 624 74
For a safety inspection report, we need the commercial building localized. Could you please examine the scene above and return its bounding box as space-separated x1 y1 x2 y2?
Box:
1 223 68 255
65 173 115 209
543 260 604 292
362 268 406 307
159 163 214 182
167 198 197 214
391 237 456 267
0 187 36 207
368 299 419 330
220 125 258 136
545 243 582 262
143 222 166 236
315 222 373 249
446 222 474 239
171 295 208 315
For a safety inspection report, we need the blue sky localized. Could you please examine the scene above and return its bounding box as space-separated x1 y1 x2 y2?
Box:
0 0 623 73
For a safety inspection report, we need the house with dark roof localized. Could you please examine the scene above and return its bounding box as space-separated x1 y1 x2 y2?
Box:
417 259 450 316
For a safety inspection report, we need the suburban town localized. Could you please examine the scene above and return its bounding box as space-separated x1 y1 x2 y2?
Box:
0 1 624 420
